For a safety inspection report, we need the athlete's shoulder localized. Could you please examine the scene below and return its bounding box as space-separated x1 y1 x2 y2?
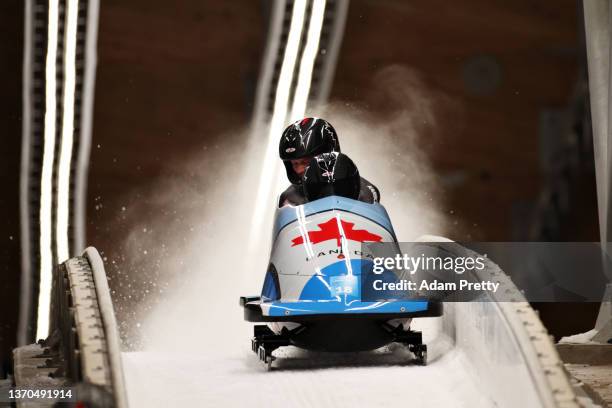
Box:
279 184 307 207
359 177 380 203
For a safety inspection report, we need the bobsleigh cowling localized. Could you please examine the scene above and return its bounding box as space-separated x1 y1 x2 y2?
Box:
241 196 441 367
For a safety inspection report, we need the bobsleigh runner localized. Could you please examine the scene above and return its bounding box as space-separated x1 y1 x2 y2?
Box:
240 194 442 369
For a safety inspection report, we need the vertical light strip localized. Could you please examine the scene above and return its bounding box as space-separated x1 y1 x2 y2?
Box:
267 0 308 140
246 0 307 250
57 0 79 263
55 0 79 262
250 0 288 126
290 0 326 120
19 0 34 346
37 0 60 340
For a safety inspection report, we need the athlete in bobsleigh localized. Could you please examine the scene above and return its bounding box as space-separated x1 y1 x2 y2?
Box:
278 117 380 206
240 117 441 368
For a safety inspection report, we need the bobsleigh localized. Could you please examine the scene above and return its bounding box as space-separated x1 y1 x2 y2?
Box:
240 195 442 368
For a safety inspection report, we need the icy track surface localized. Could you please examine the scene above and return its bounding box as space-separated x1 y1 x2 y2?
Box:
122 319 491 408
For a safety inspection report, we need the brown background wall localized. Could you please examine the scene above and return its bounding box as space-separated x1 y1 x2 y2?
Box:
88 0 265 253
331 0 590 241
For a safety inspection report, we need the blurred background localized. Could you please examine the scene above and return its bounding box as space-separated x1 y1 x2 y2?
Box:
0 0 600 375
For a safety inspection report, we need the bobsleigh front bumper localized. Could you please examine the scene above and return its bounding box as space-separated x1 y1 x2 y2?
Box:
239 296 443 322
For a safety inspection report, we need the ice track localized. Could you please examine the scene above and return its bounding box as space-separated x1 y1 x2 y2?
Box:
122 319 491 408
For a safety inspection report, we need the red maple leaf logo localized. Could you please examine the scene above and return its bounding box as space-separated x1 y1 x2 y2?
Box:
291 218 383 247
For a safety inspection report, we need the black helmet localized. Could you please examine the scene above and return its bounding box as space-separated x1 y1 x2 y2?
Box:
303 152 361 201
279 117 340 184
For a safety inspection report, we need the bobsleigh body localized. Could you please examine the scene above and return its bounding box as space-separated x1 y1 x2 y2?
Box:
241 196 440 363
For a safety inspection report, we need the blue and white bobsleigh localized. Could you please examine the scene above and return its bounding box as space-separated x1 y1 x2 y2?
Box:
240 195 441 367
